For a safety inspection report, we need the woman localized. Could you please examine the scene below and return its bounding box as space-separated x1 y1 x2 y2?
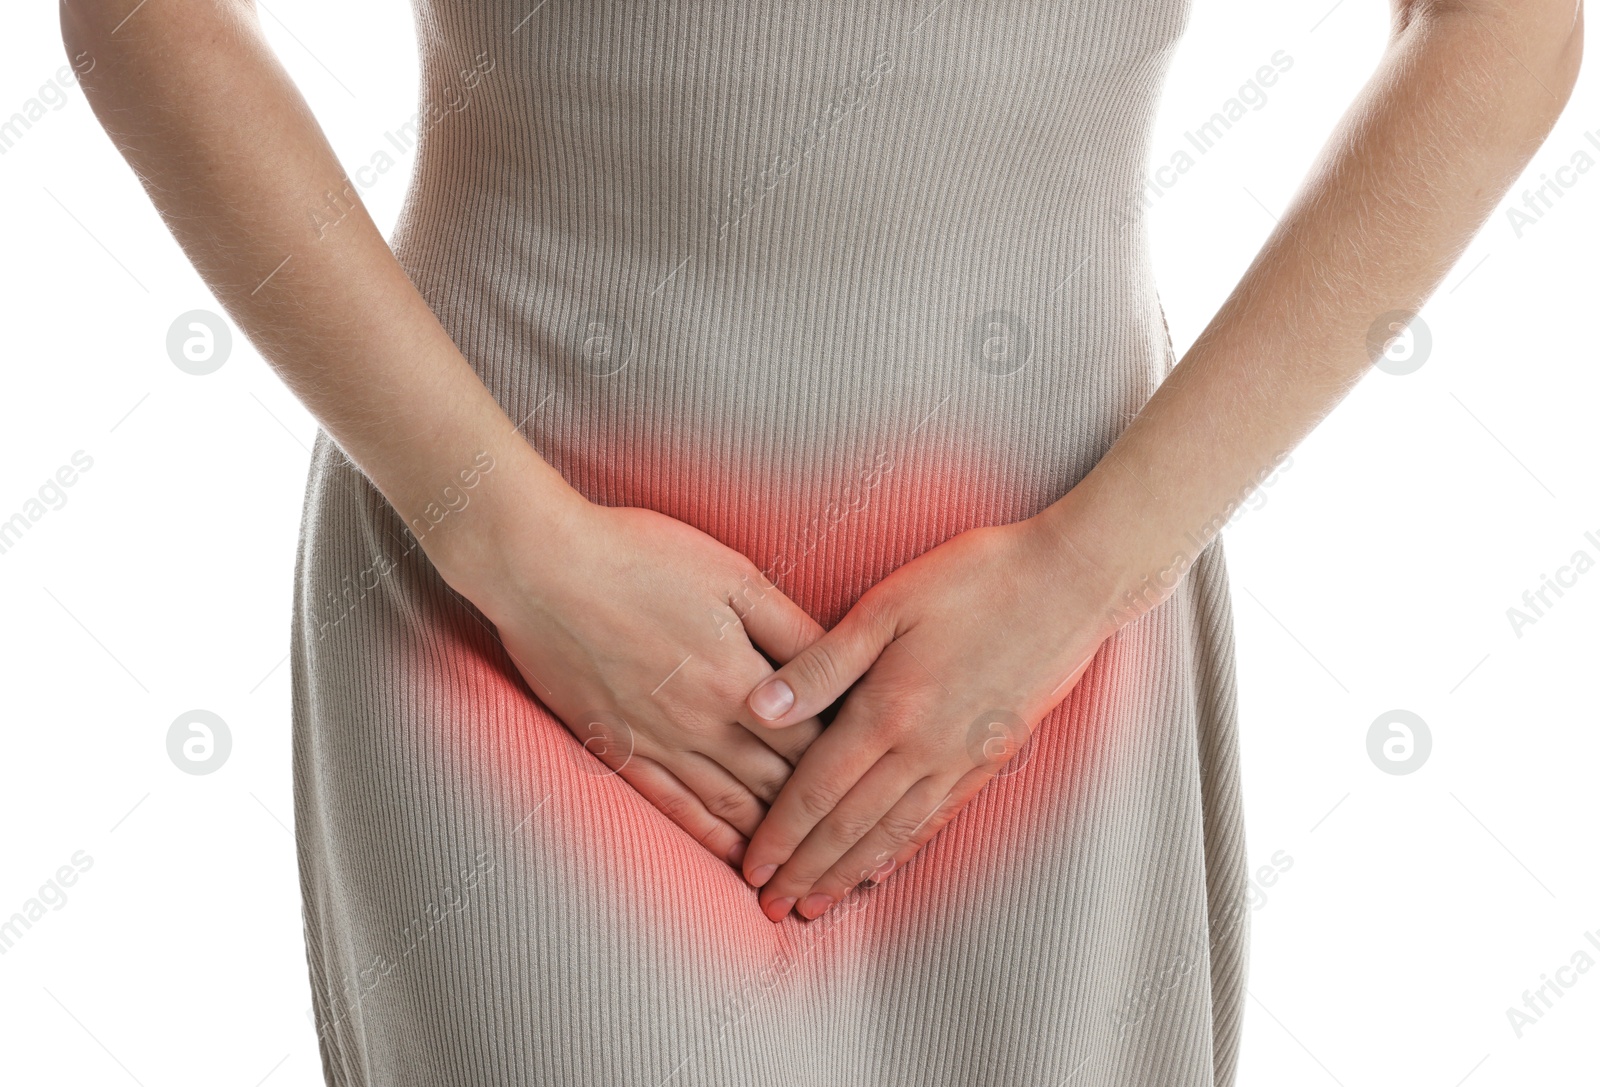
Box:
62 0 1580 1084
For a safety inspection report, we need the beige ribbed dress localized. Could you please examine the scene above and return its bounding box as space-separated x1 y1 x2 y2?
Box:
290 1 1248 1083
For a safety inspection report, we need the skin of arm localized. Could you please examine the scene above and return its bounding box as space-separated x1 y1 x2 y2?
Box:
60 0 569 562
738 0 1584 922
61 0 832 864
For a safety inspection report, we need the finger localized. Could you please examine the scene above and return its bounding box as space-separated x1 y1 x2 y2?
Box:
799 773 961 912
668 749 769 838
724 647 825 765
733 573 826 665
741 706 890 889
615 754 748 867
745 599 891 727
694 723 797 804
874 768 992 885
758 757 922 922
740 712 826 769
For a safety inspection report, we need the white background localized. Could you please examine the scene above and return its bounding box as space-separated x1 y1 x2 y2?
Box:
2 1 1595 1084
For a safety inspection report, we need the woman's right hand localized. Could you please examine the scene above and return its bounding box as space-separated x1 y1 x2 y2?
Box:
60 0 829 871
444 492 829 868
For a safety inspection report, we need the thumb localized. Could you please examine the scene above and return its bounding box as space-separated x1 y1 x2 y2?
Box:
746 604 887 726
737 581 825 666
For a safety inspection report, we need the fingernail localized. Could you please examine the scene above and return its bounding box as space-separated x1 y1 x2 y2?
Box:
750 679 795 721
764 897 796 922
727 840 747 866
798 893 833 919
748 863 776 888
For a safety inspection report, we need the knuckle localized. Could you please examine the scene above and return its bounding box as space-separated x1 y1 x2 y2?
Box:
723 557 770 616
826 811 878 847
724 552 762 588
789 719 825 748
786 646 842 701
786 734 822 764
855 587 902 637
877 808 927 846
872 711 922 749
770 723 820 765
660 701 713 740
706 782 754 821
651 787 695 827
698 828 735 858
752 768 790 803
795 784 842 824
709 667 758 713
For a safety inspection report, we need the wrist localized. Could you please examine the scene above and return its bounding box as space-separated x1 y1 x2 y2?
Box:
1029 467 1201 634
410 433 591 609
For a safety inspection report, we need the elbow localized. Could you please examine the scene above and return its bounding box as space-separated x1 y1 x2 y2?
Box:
1551 4 1584 103
58 1 134 85
59 0 135 53
1401 1 1587 103
57 0 136 109
58 1 116 101
59 0 257 102
1521 1 1586 106
59 0 95 56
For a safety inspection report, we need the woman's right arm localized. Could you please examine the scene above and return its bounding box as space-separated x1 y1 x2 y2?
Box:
62 0 826 864
62 0 567 564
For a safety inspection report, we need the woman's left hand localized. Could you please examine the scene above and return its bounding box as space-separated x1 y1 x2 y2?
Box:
738 507 1136 922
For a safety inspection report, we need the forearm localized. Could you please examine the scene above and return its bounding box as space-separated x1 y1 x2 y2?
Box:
1042 0 1583 624
61 0 584 582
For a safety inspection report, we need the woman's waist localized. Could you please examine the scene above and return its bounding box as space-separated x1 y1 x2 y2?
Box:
391 209 1171 404
392 169 1157 316
393 237 1170 509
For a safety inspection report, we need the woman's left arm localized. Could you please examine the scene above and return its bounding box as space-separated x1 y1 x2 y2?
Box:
738 0 1583 923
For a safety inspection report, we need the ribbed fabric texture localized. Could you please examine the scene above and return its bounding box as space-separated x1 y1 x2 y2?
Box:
290 1 1248 1084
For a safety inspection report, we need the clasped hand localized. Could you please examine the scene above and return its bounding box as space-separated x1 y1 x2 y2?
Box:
465 496 1131 925
735 513 1126 923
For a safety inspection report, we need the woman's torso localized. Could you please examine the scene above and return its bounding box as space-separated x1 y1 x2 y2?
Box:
391 0 1189 623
